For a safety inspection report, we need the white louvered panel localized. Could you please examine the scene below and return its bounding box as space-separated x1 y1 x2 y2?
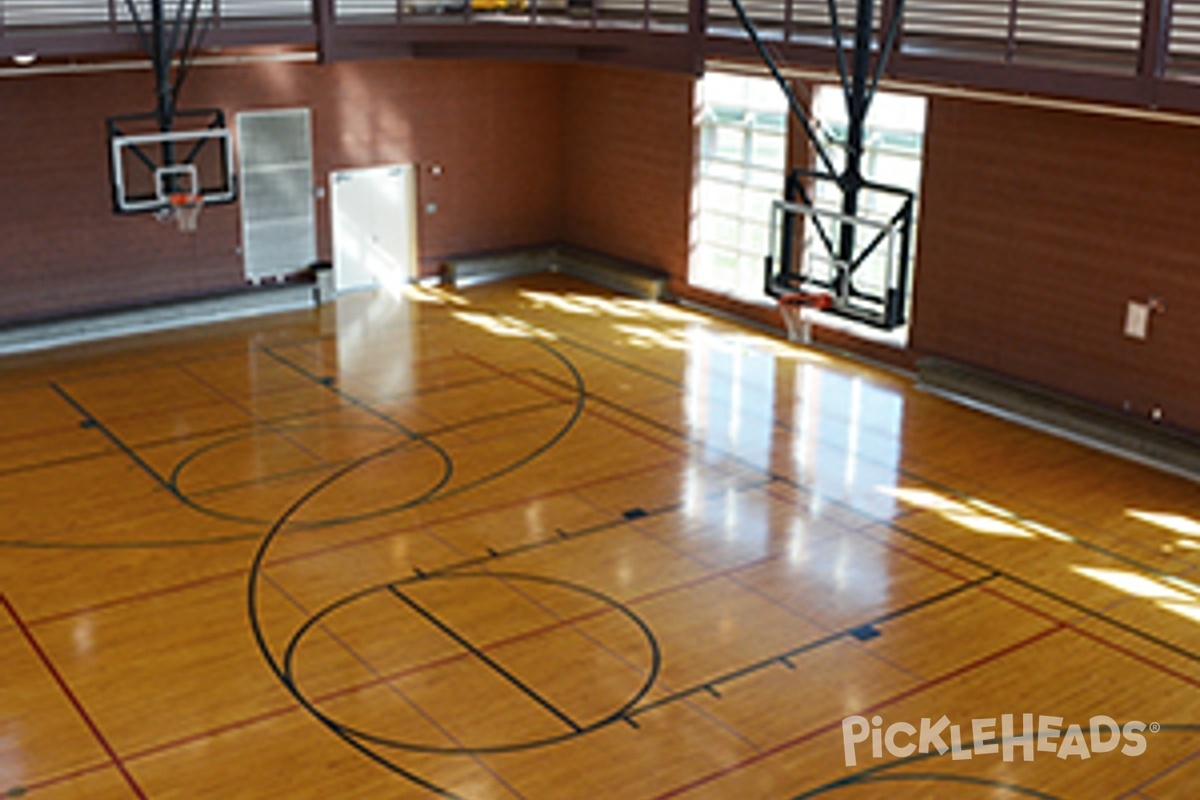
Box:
219 0 312 19
335 0 397 18
3 0 114 28
1170 1 1200 58
237 109 316 283
903 0 1011 41
596 0 648 14
649 0 689 21
708 0 871 33
1014 0 1143 51
738 0 790 27
114 1 215 25
790 0 872 33
5 0 308 28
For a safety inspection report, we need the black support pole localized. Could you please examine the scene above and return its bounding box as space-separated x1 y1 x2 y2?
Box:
152 0 172 131
150 0 178 188
835 0 875 299
729 0 840 178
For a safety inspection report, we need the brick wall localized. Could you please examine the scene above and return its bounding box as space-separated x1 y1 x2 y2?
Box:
0 58 563 324
5 55 1198 437
910 97 1200 433
560 63 694 288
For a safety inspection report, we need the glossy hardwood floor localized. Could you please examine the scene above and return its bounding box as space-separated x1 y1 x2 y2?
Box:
1 273 1197 799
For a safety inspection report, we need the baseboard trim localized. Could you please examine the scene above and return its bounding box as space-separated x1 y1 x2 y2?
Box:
0 284 316 357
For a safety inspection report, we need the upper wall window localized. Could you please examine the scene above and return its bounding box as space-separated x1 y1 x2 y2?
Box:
691 72 788 303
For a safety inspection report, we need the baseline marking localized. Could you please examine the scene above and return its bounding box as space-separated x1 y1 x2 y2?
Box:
1 594 148 800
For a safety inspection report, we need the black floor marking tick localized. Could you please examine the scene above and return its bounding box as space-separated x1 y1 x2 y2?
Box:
849 624 881 642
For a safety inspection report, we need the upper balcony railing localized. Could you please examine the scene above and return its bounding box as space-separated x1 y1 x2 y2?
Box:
2 1 1199 110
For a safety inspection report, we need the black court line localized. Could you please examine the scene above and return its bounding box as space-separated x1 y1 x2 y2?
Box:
628 572 1001 719
2 341 585 547
264 344 576 444
387 585 584 734
183 398 573 503
416 398 576 440
245 334 587 789
0 313 470 402
0 445 120 481
529 366 1200 667
266 342 546 405
126 401 350 452
262 575 528 800
2 594 149 799
177 363 330 466
542 324 1186 564
261 346 428 440
0 398 354 484
560 352 1200 678
48 382 176 495
387 476 777 590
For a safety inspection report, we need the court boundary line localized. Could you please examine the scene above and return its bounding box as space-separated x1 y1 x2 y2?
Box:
9 289 1198 798
23 455 686 627
475 337 1200 701
532 317 1192 569
1 593 149 800
526 356 1200 673
646 623 1067 800
388 584 584 734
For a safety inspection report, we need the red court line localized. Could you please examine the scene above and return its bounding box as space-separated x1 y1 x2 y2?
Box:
847 502 1200 690
761 481 979 585
55 348 472 437
457 350 693 458
28 569 248 628
261 549 789 715
119 549 791 768
25 456 682 627
14 760 112 796
262 454 683 569
980 583 1200 690
796 483 1200 692
648 623 1067 800
277 543 836 714
1 593 148 800
121 700 305 764
25 518 993 782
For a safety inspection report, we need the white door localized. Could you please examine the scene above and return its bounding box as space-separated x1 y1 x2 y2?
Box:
330 165 419 295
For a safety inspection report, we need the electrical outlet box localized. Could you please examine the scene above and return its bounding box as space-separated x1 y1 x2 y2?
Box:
1124 301 1149 340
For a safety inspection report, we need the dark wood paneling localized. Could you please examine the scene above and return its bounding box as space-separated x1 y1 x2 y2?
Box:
910 96 1200 433
0 58 563 325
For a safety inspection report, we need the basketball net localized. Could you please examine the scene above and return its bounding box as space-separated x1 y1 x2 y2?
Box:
169 193 204 233
778 291 832 345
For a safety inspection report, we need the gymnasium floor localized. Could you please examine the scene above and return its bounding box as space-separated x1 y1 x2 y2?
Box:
1 273 1197 799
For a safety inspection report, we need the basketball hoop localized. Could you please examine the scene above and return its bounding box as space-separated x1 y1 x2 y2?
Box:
168 192 204 233
778 291 833 344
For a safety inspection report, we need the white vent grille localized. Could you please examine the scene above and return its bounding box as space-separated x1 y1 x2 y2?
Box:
237 108 316 283
708 0 873 37
2 0 309 29
4 0 115 28
1014 0 1143 52
903 0 1011 43
220 0 311 19
791 0 874 34
1171 1 1200 59
334 0 397 19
